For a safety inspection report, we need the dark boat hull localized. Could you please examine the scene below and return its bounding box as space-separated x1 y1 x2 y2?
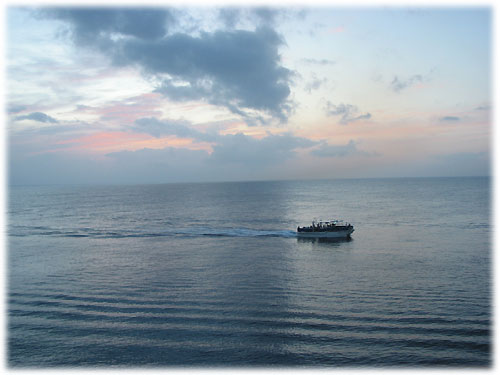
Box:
296 228 354 238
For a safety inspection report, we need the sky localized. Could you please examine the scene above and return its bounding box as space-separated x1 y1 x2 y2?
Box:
5 2 493 185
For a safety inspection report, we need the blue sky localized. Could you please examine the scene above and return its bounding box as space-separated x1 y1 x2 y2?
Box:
5 2 493 184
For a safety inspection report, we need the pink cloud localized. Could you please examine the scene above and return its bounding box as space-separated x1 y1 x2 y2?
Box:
56 131 149 151
67 93 165 125
54 131 212 154
96 93 165 123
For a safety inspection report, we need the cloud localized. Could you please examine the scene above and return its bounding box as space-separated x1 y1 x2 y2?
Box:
390 73 430 92
104 131 319 183
209 132 317 165
252 7 281 26
325 102 371 125
90 94 165 124
133 117 218 142
475 105 490 111
105 132 316 182
439 116 461 122
134 27 292 122
310 140 376 158
132 116 317 166
41 8 174 45
15 112 59 123
390 74 422 92
134 116 317 162
300 58 336 66
107 146 208 169
217 7 300 29
304 75 327 93
218 8 241 29
8 104 27 114
43 8 293 124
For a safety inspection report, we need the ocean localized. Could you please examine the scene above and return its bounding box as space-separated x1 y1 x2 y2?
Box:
7 177 491 367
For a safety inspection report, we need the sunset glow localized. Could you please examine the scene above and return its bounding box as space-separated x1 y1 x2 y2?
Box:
7 4 491 184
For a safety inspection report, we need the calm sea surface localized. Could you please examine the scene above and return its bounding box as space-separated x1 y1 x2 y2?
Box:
7 177 491 367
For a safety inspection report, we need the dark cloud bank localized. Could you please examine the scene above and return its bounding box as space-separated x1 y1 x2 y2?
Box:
132 116 317 164
10 110 375 184
41 7 293 124
131 116 368 163
311 140 375 158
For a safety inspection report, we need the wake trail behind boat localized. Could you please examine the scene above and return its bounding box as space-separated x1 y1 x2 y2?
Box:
191 227 297 238
10 225 298 239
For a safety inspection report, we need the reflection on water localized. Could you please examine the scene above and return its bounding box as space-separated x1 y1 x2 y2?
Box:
297 237 353 245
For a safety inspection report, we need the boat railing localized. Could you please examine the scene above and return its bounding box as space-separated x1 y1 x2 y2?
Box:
298 220 352 232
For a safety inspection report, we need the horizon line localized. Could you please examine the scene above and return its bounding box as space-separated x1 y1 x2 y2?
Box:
6 175 491 188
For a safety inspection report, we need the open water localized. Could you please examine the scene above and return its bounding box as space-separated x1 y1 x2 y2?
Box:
7 177 491 367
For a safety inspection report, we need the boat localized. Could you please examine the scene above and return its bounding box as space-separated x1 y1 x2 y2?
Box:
297 220 354 238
